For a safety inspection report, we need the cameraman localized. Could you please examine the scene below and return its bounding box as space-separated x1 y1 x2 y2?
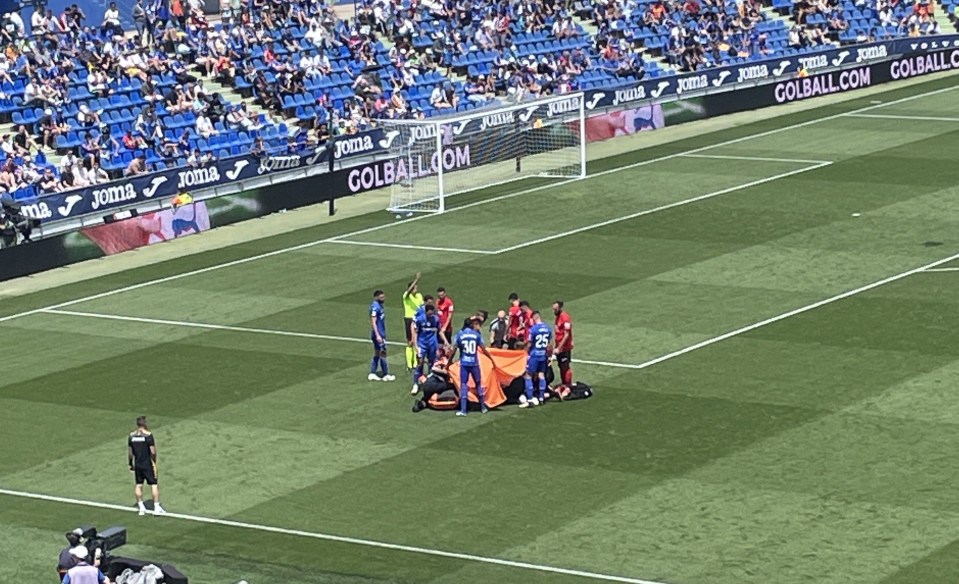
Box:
0 200 37 247
57 530 83 582
0 211 16 248
61 546 112 584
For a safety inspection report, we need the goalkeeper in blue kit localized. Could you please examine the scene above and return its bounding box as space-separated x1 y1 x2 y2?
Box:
450 317 494 416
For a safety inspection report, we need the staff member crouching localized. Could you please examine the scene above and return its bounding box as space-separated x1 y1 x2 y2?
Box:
61 545 112 584
411 353 455 412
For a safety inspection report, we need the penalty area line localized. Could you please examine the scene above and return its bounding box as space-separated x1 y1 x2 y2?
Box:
326 240 497 254
492 162 831 254
0 488 670 584
679 153 833 165
845 113 959 122
38 308 645 371
922 267 959 273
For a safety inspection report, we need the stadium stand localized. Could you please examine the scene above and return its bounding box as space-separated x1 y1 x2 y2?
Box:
0 0 952 205
780 0 945 45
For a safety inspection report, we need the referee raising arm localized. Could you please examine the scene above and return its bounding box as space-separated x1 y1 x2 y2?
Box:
128 416 166 516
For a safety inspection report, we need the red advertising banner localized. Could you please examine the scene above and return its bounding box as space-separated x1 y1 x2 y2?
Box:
584 105 666 142
80 203 211 256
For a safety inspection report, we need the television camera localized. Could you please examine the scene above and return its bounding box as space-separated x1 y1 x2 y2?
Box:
1 197 41 248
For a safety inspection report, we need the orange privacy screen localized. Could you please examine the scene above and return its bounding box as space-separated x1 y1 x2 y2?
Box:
448 348 528 409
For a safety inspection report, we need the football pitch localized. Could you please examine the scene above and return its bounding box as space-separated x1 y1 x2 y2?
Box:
5 74 959 584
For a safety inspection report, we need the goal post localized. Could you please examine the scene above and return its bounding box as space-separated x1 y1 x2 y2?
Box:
379 93 587 214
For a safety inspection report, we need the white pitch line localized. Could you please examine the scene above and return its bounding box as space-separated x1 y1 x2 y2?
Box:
922 267 959 272
40 308 648 371
680 153 832 165
846 113 959 122
41 309 384 346
0 488 667 584
327 239 496 254
493 162 831 254
0 83 955 326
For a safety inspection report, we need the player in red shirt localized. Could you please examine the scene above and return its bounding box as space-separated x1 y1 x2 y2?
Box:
506 292 523 348
519 301 533 343
552 300 574 386
435 287 454 345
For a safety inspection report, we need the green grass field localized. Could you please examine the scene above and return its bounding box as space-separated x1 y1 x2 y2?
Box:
4 74 959 584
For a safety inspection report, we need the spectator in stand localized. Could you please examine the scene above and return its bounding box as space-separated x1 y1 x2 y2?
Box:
196 113 217 138
81 132 104 163
22 78 38 106
61 164 82 189
38 109 69 151
38 167 61 194
13 125 40 155
0 158 16 190
125 154 147 176
60 152 79 175
87 69 110 97
0 134 14 158
102 2 122 37
133 0 148 40
430 83 452 109
227 103 260 130
122 129 148 151
312 122 331 146
0 54 13 84
78 104 103 129
30 7 46 37
175 127 193 154
464 76 490 104
1 11 25 42
83 156 110 184
250 136 266 156
186 147 215 167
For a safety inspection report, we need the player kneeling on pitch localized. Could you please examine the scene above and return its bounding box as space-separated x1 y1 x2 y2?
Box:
411 355 457 412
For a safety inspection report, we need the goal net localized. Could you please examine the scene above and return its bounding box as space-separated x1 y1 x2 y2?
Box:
380 93 587 214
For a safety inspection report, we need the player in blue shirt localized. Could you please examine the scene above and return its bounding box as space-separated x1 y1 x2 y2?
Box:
369 290 395 382
410 304 448 394
450 317 494 416
521 311 553 408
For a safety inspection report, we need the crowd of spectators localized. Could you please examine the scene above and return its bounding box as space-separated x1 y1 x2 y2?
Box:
0 0 953 204
790 0 944 45
589 0 784 71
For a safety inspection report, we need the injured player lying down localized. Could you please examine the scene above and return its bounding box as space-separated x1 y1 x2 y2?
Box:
411 348 593 413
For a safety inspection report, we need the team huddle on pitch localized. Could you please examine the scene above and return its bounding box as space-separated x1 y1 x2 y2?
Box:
368 273 574 415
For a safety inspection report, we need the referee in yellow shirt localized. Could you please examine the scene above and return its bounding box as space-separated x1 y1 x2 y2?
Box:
403 272 425 371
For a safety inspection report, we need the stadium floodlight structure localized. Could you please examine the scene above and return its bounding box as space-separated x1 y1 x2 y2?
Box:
379 92 587 214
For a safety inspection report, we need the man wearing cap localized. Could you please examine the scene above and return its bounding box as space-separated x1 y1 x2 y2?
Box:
61 546 112 584
57 529 83 581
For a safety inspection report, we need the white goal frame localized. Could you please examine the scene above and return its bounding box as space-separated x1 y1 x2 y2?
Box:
380 92 588 214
